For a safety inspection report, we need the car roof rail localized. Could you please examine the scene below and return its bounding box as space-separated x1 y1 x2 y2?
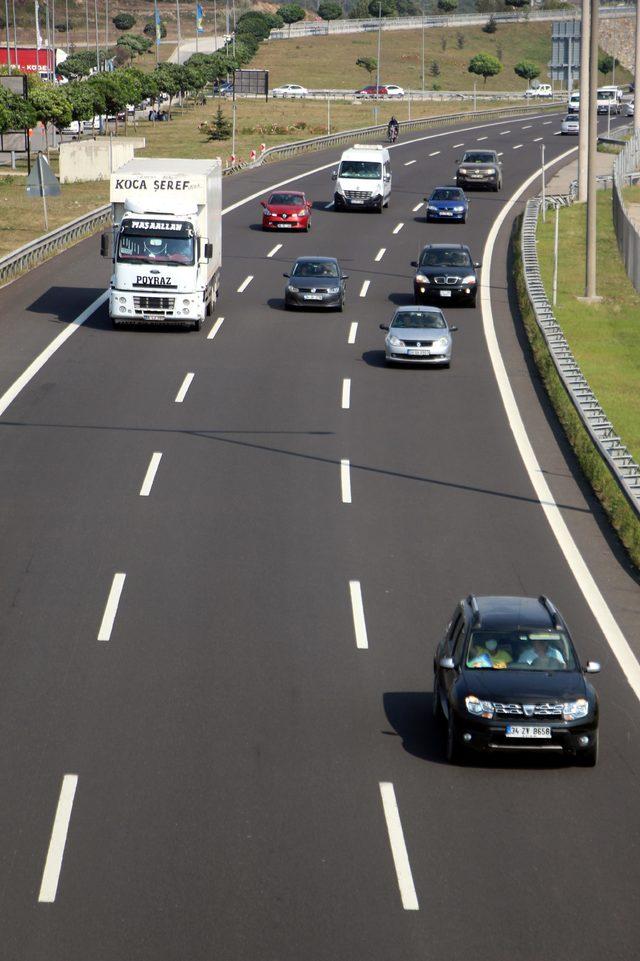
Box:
467 594 481 627
538 595 562 629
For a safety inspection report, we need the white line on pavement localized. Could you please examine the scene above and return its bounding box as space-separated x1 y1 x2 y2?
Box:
412 202 423 212
497 152 504 157
522 124 532 129
348 322 358 344
476 136 488 141
237 275 253 293
324 201 335 210
97 573 126 642
499 130 511 135
267 244 282 258
341 378 351 409
379 782 419 911
174 372 194 403
543 120 552 124
404 159 417 166
513 144 523 149
139 452 162 497
452 142 464 148
340 459 352 503
38 775 78 903
359 280 370 298
349 581 368 650
375 248 386 262
481 144 640 705
429 150 440 156
533 137 543 142
393 222 404 234
553 130 562 135
207 316 224 340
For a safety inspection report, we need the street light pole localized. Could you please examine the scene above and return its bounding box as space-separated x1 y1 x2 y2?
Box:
4 0 11 73
584 0 600 300
578 0 589 201
421 1 425 94
635 0 640 133
375 0 382 125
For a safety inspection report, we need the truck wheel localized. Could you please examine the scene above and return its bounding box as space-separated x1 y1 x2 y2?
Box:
193 316 202 332
377 199 384 214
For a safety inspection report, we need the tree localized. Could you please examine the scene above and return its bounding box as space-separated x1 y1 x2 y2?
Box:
475 0 504 11
66 80 102 121
206 104 232 139
153 61 182 112
348 0 371 16
396 0 419 13
429 59 440 76
514 59 540 82
482 14 498 32
437 0 458 11
28 79 72 153
58 49 105 78
0 87 36 133
468 51 502 84
598 54 619 76
144 18 167 38
356 56 377 78
276 3 305 33
368 0 396 15
505 0 529 6
117 34 153 59
456 30 465 47
318 0 342 19
113 12 136 30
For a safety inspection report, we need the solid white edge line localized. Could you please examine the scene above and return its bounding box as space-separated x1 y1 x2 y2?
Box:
267 243 282 258
139 452 162 497
481 146 640 703
375 248 386 262
38 774 78 903
237 274 253 293
348 321 358 344
349 580 368 650
174 372 194 404
207 316 224 340
340 459 352 504
341 378 351 409
404 160 417 166
0 291 109 419
393 222 404 234
97 572 126 642
359 280 370 298
379 782 419 911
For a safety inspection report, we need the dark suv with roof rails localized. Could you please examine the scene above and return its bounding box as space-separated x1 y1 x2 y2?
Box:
433 595 601 765
411 243 480 307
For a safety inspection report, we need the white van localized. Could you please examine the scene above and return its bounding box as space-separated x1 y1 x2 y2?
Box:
597 86 623 114
332 144 392 213
567 91 580 114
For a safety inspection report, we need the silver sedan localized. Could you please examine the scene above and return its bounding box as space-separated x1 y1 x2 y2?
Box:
561 114 579 135
380 305 457 367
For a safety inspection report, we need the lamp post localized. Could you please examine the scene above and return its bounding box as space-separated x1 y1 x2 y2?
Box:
375 0 382 125
421 1 425 94
176 0 182 64
584 0 600 301
578 0 589 201
4 0 11 73
635 0 640 132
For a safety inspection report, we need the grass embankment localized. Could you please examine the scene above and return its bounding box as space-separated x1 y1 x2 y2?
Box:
513 196 640 568
0 95 489 258
250 23 632 92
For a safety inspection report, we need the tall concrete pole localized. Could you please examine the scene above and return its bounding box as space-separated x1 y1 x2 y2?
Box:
4 0 11 72
578 0 590 201
635 0 640 132
584 0 599 300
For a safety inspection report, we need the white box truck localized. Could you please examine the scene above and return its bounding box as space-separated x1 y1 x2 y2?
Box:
102 158 222 330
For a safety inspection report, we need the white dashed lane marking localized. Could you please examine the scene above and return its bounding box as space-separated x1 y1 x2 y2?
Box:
499 130 511 135
360 280 370 297
533 137 543 142
38 775 79 903
452 142 464 148
379 783 419 911
139 452 162 497
429 150 440 156
412 202 423 212
267 243 282 257
341 459 352 503
375 248 386 262
476 136 488 141
393 222 404 234
404 160 417 166
97 573 126 642
174 372 194 403
349 581 369 650
348 322 358 344
522 125 532 129
207 316 224 340
341 378 351 410
237 275 253 293
513 144 523 150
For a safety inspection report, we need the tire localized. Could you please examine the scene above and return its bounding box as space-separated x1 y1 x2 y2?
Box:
377 199 384 214
446 713 465 764
441 360 451 369
432 676 444 721
193 316 202 332
461 216 467 224
577 732 599 767
305 221 311 232
468 295 477 308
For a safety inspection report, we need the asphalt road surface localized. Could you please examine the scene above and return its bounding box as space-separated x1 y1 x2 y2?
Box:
0 111 639 961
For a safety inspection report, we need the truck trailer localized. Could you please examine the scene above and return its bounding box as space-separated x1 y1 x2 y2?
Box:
102 158 222 330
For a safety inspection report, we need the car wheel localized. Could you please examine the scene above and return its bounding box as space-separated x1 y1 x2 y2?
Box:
577 732 599 767
468 295 477 308
305 220 311 232
377 199 384 214
432 677 444 721
461 215 467 224
193 316 202 332
441 360 451 369
446 712 464 764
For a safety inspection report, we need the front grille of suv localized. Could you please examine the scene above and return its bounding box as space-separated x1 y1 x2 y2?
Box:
493 702 565 717
344 190 373 199
433 275 462 286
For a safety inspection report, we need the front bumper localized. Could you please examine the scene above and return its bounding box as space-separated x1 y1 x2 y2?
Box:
285 290 342 309
109 289 205 324
335 192 382 210
386 346 450 364
426 209 466 221
414 284 476 304
263 215 308 230
453 713 598 756
456 174 498 189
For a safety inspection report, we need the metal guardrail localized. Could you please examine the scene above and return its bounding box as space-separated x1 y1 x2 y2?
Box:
0 100 563 288
612 129 640 293
521 195 640 516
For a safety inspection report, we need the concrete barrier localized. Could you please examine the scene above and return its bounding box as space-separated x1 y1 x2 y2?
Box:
59 138 146 184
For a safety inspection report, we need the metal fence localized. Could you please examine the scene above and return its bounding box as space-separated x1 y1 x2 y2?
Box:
521 196 640 516
0 100 562 288
612 130 640 294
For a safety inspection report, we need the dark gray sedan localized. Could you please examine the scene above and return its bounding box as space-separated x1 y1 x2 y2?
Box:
283 256 348 311
380 305 457 367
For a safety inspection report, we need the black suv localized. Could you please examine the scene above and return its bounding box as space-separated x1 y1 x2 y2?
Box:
433 595 600 765
455 149 502 191
411 244 480 307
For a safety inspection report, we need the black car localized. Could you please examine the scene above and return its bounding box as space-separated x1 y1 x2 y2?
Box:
283 256 348 311
433 595 601 765
411 244 480 307
455 149 502 191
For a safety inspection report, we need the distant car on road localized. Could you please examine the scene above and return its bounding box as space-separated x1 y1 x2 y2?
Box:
425 186 469 223
524 83 552 98
271 83 308 98
381 83 405 98
355 84 388 98
433 594 601 765
626 100 635 117
561 114 579 135
261 190 312 231
412 243 480 307
214 80 233 96
283 256 348 311
380 305 456 367
455 149 502 192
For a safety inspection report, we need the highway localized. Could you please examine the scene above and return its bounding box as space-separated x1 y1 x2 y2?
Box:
0 110 639 961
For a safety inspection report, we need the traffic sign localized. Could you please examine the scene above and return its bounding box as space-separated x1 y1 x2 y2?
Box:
26 152 61 197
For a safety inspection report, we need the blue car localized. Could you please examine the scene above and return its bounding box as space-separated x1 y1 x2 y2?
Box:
424 186 469 223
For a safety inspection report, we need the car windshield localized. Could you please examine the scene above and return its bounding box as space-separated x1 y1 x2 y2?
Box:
419 248 472 268
391 311 446 329
269 193 305 205
462 152 495 164
339 160 382 179
465 630 577 671
431 189 464 201
117 231 195 265
564 116 576 122
292 261 339 277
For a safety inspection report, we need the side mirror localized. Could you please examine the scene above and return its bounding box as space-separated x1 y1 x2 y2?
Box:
410 260 418 267
203 242 213 260
100 232 111 258
260 200 266 207
342 274 349 280
283 272 290 278
455 158 461 163
439 656 455 670
379 323 389 330
474 262 482 268
384 174 391 182
331 171 337 181
585 661 601 674
307 201 312 208
449 325 458 332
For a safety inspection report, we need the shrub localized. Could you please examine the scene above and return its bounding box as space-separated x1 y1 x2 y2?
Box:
482 14 498 32
113 12 136 30
205 104 232 139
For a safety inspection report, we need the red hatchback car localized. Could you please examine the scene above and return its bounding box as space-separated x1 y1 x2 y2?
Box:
261 191 312 231
355 85 388 98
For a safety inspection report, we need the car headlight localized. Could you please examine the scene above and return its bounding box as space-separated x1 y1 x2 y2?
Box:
486 168 496 174
387 334 403 347
454 205 465 212
461 275 476 285
459 167 468 174
298 209 307 216
428 205 438 211
263 208 272 215
465 695 494 719
434 336 449 349
415 273 429 284
327 286 340 294
563 699 589 721
287 285 299 293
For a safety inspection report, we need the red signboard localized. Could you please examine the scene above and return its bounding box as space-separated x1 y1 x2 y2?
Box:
0 46 56 76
